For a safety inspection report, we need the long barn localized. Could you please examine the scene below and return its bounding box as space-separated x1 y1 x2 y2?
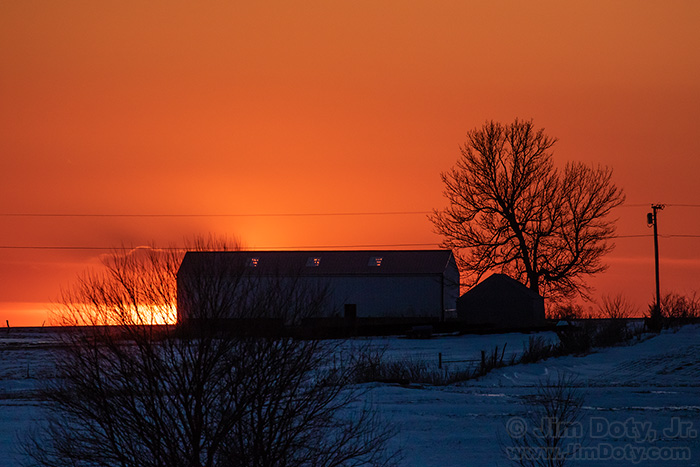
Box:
177 249 459 331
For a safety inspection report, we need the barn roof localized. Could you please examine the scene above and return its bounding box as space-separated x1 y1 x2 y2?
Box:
178 250 455 277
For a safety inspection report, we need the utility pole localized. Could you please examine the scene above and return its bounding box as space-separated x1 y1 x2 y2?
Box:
647 204 665 312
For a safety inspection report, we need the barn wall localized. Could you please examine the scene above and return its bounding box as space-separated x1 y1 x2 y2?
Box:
177 273 329 324
457 286 546 329
442 256 460 318
178 273 452 321
318 275 446 318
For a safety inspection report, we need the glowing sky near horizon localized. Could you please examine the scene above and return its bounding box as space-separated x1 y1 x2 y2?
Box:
2 1 700 326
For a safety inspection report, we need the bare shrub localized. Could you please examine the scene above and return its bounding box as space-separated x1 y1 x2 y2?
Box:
589 294 635 347
23 239 397 467
550 303 588 321
556 296 641 353
644 292 700 332
351 344 520 386
347 343 388 383
377 356 442 385
476 344 512 376
598 294 636 320
503 374 586 467
442 366 476 385
555 321 593 355
350 352 473 386
661 292 700 326
520 336 554 364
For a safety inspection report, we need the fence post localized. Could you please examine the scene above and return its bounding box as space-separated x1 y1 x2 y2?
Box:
438 352 442 369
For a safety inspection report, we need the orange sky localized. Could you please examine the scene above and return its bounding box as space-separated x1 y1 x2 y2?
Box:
2 1 700 326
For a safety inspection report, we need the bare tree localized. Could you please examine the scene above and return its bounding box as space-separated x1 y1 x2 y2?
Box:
23 238 397 467
430 119 625 300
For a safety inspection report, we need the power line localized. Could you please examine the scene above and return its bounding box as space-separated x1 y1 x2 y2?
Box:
11 234 700 252
6 199 700 216
6 233 700 252
0 243 441 251
1 203 699 218
0 211 432 218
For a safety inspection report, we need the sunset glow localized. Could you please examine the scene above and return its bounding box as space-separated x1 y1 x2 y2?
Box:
2 1 700 325
128 304 177 327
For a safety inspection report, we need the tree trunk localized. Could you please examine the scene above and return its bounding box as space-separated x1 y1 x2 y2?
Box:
529 273 540 296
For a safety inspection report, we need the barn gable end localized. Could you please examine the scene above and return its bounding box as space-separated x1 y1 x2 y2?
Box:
457 274 545 329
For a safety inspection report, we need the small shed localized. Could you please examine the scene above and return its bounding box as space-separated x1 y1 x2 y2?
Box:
457 273 545 329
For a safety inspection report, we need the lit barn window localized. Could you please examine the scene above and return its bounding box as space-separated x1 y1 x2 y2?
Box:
247 257 259 267
368 256 383 267
306 256 322 267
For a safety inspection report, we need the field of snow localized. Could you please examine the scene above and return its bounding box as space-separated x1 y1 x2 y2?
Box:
1 326 699 466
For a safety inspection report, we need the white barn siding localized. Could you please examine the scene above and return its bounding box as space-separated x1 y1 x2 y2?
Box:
177 250 459 324
318 275 447 318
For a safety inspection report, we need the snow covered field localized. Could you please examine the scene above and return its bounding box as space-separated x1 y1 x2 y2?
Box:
1 326 699 466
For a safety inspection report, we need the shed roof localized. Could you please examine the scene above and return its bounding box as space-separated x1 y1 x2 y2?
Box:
461 273 542 300
178 250 455 277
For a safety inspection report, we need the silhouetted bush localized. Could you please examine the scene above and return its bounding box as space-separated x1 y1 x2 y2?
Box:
550 302 588 321
476 344 513 376
591 294 636 346
661 292 700 328
555 321 593 355
520 336 553 364
351 352 474 386
23 239 398 467
598 294 635 319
